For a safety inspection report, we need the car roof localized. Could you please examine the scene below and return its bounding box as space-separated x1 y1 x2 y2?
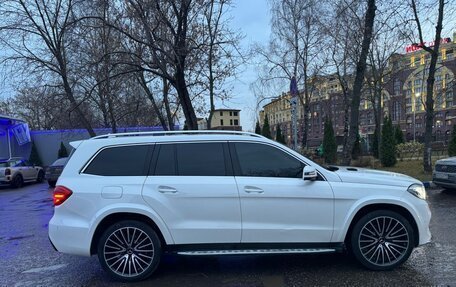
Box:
73 131 271 148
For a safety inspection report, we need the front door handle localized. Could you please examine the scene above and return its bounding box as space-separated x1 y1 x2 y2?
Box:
158 186 178 193
244 186 264 193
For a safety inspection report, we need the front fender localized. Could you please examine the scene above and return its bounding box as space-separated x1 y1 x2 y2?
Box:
332 193 419 243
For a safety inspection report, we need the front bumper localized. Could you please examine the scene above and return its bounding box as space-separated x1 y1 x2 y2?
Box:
0 175 11 184
432 171 456 189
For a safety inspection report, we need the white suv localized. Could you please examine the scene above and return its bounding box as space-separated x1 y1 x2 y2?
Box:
49 131 431 282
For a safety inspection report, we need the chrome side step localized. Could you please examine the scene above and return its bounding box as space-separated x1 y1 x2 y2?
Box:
177 248 336 256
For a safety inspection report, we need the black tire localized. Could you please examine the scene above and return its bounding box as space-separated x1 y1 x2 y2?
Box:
97 220 161 282
11 174 23 188
48 180 57 188
36 171 45 183
350 210 414 271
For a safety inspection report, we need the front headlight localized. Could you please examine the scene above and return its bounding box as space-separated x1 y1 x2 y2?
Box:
408 184 427 200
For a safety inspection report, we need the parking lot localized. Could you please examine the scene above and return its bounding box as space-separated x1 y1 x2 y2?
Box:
0 183 455 286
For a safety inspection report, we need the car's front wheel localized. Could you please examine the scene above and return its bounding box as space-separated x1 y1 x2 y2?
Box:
97 220 161 282
351 210 414 270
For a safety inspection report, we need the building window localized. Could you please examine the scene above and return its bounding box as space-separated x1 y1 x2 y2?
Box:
234 111 238 116
393 79 401 95
229 111 233 116
230 119 233 125
220 119 224 126
420 54 425 65
220 111 223 116
234 119 239 125
410 56 415 67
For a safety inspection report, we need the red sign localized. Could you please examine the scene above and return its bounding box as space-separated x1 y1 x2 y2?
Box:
405 38 451 53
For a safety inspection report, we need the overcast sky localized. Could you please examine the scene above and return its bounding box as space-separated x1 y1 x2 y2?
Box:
220 0 270 131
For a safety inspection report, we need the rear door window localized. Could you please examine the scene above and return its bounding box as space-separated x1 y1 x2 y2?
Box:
176 143 226 176
84 145 151 176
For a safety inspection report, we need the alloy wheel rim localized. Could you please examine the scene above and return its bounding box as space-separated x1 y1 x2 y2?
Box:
358 216 409 266
104 227 155 277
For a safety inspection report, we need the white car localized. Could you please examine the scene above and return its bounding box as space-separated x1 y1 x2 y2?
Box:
0 158 45 188
49 131 431 282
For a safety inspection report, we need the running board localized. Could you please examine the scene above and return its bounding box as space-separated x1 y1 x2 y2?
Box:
177 248 336 256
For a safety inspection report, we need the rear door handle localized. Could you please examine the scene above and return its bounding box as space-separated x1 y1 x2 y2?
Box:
244 186 264 193
158 186 178 193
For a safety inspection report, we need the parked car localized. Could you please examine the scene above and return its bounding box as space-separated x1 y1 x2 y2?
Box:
0 158 45 188
49 131 431 282
46 157 68 187
433 157 456 190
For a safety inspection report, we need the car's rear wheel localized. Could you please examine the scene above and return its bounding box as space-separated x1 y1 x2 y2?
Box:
351 210 414 270
36 171 44 183
11 175 23 188
97 220 161 282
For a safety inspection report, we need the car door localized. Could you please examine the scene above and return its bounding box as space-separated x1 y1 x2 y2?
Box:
15 160 32 180
231 142 334 243
142 142 242 245
23 160 38 180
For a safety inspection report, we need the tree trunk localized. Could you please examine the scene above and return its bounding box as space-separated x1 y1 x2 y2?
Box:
422 0 444 172
162 78 174 130
138 73 169 130
174 70 198 130
341 0 376 165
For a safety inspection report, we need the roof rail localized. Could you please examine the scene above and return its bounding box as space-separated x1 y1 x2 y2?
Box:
91 130 266 140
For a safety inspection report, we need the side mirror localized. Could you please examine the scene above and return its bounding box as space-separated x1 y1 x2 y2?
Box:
303 166 317 181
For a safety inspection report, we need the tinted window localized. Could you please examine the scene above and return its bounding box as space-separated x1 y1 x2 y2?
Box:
176 143 226 176
84 145 149 176
234 143 304 178
154 144 176 176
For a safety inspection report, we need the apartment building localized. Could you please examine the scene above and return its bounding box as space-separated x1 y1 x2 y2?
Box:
259 33 456 148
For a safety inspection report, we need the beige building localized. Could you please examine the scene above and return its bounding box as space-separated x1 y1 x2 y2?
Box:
210 109 241 130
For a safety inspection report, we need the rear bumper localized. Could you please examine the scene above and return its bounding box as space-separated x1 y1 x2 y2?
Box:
48 214 92 256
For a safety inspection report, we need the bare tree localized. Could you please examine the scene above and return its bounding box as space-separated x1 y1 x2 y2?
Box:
365 1 408 158
341 0 377 165
202 0 244 129
0 0 96 136
410 0 445 172
255 0 324 147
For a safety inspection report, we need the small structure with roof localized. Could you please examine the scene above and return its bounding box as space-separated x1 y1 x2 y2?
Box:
0 115 32 160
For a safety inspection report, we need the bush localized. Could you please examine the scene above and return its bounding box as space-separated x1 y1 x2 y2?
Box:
396 142 424 161
275 124 286 144
380 116 396 167
395 125 404 145
255 121 261 135
323 117 337 164
29 141 42 166
262 114 272 139
449 125 456 157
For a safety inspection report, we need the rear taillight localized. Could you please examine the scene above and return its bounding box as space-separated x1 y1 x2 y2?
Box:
53 186 73 206
5 168 11 176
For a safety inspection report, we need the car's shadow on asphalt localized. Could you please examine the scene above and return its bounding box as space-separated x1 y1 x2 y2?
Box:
122 252 434 286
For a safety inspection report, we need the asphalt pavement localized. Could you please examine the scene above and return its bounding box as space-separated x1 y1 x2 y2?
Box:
0 183 455 286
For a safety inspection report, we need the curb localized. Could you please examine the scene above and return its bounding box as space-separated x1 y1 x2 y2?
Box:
422 181 437 188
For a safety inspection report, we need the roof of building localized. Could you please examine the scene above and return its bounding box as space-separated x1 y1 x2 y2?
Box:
213 108 241 112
